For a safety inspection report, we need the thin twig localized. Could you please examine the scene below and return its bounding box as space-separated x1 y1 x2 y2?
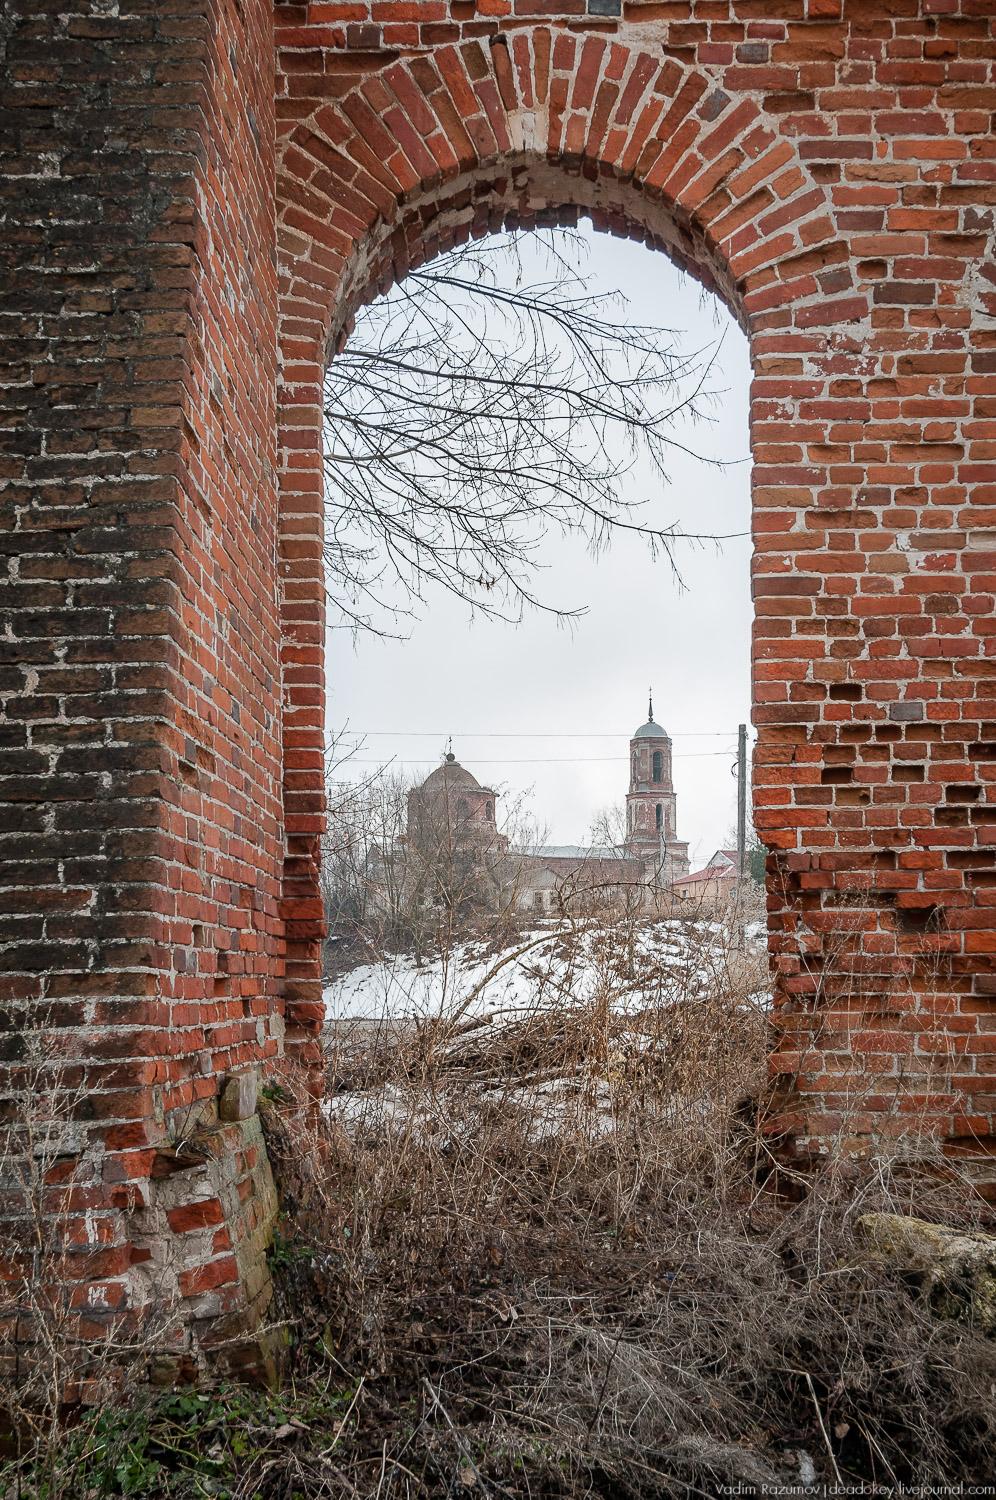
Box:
803 1371 843 1486
319 1376 366 1457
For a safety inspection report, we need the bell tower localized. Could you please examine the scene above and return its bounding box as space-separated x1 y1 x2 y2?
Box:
624 694 690 883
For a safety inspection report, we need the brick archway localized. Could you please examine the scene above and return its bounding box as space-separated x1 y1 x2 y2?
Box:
275 20 996 1178
274 25 834 1062
3 0 996 1365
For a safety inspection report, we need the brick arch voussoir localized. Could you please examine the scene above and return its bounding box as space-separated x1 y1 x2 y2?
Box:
276 28 839 368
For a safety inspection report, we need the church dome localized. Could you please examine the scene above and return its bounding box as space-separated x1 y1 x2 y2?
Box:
418 755 482 792
633 717 666 740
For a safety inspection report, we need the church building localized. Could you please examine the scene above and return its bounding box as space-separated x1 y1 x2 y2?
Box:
402 700 690 917
406 752 507 857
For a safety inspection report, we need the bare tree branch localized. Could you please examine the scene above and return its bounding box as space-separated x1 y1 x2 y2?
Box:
322 229 745 636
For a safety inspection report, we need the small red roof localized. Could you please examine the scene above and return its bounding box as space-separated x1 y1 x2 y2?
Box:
671 861 738 888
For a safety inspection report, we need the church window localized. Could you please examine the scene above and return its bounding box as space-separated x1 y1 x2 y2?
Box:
631 753 637 783
485 801 493 821
457 798 469 821
655 803 663 832
652 750 663 783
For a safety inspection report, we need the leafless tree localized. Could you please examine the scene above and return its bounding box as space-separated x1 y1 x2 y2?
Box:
320 770 409 942
587 802 628 850
323 229 741 634
322 767 539 961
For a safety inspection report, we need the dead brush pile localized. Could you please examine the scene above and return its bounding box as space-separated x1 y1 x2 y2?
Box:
6 906 996 1498
259 907 996 1497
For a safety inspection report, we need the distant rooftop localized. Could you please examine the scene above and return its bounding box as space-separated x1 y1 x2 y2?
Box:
415 755 494 795
632 718 667 740
672 850 739 887
530 844 641 862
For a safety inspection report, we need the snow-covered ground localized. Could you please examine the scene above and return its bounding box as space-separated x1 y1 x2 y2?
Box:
321 918 769 1144
322 918 765 1028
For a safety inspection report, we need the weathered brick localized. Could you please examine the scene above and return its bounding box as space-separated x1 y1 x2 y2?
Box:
4 0 996 1366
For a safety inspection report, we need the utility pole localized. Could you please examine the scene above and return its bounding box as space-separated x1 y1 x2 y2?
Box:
736 723 747 889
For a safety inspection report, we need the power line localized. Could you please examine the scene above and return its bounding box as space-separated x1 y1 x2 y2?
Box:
342 752 736 765
336 730 742 740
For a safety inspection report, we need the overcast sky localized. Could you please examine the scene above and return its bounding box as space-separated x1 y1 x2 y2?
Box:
324 224 753 870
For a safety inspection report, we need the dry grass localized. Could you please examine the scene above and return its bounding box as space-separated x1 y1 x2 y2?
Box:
5 901 996 1497
259 902 996 1496
0 1047 182 1500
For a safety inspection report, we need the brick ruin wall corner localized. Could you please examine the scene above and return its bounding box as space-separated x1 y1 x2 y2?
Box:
3 0 996 1366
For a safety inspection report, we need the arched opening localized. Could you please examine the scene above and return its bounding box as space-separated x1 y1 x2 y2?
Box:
274 25 952 1184
321 217 751 873
272 30 776 1057
655 803 663 833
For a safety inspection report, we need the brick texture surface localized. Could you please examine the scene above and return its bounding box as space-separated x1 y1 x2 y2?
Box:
2 0 996 1344
0 0 288 1355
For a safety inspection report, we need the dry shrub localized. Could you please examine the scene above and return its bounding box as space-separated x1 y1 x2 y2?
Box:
0 1042 185 1499
261 902 996 1497
5 901 996 1498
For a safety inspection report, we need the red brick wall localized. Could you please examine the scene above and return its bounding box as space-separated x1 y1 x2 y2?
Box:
0 0 289 1356
272 0 996 1187
2 0 996 1356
